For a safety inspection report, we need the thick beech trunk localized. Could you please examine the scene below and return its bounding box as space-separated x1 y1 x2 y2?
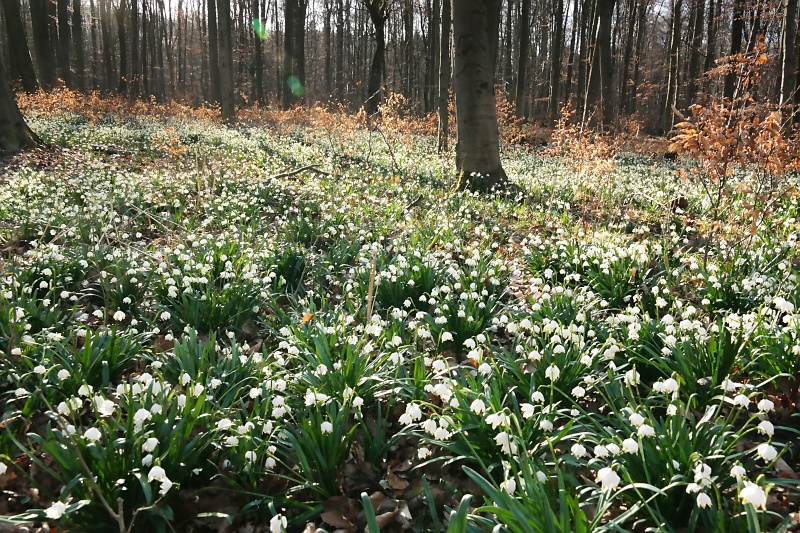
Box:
2 0 39 92
452 0 508 192
0 55 40 153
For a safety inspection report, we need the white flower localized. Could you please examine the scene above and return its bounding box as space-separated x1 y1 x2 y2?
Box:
418 447 432 460
757 420 774 437
596 467 620 491
757 399 775 412
531 391 545 403
638 424 655 438
539 419 554 431
320 421 333 434
520 403 535 418
470 398 486 414
95 399 115 417
732 394 750 408
629 412 645 427
142 437 159 453
485 411 508 429
441 331 454 342
148 465 167 482
740 482 767 509
730 464 747 477
159 477 173 495
269 513 287 533
571 443 587 458
244 451 257 462
756 443 778 462
494 431 518 454
83 427 102 442
624 369 640 386
571 386 586 398
45 501 68 520
0 463 6 475
353 396 364 407
501 478 517 494
57 369 70 380
622 438 639 453
113 310 126 322
33 365 46 375
663 378 679 393
225 436 240 447
545 364 560 381
696 492 713 508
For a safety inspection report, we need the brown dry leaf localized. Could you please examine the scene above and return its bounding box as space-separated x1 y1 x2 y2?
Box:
320 510 357 532
774 458 799 479
374 509 399 530
322 496 358 533
386 472 410 492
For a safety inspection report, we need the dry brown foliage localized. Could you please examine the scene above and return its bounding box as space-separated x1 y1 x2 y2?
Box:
546 103 622 178
671 39 800 220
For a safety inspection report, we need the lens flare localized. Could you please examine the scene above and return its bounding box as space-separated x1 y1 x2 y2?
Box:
251 19 268 40
287 76 305 97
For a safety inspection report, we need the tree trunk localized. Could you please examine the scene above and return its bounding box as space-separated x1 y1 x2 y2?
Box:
629 0 645 113
207 0 220 102
336 0 344 99
2 0 39 92
586 0 614 125
216 0 235 119
686 0 704 106
100 0 114 92
323 0 331 97
254 0 264 103
30 0 57 88
116 0 127 94
72 0 85 90
438 0 451 152
780 0 797 107
57 0 72 86
502 0 514 95
619 0 635 115
452 0 508 192
704 0 717 76
515 0 530 118
661 0 682 133
724 0 744 100
131 0 140 98
0 54 40 153
364 0 386 114
549 0 564 121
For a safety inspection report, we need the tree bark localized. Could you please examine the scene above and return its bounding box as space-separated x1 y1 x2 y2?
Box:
515 0 530 118
254 0 264 103
2 0 39 92
57 0 72 86
438 0 451 152
72 0 85 90
549 0 564 122
686 0 704 106
452 0 508 192
780 0 797 106
619 0 635 115
130 0 140 98
207 0 220 102
364 0 386 114
216 0 235 119
661 0 682 133
724 0 744 100
30 0 57 89
586 0 615 125
0 54 40 153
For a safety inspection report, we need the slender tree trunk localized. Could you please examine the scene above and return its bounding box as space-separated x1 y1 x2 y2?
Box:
549 0 564 121
323 0 331 97
57 0 71 86
502 0 514 95
452 0 508 191
619 0 635 115
724 0 744 100
629 0 645 113
0 53 40 152
253 0 264 103
686 0 704 106
72 0 84 90
564 0 580 105
216 0 235 118
131 0 140 98
586 0 614 125
576 0 594 117
438 0 451 152
207 0 220 102
364 0 386 114
336 0 344 99
704 0 717 76
100 0 114 91
515 0 530 117
430 0 440 112
30 0 57 88
661 0 682 133
116 0 127 94
142 0 148 95
2 0 39 92
780 0 797 106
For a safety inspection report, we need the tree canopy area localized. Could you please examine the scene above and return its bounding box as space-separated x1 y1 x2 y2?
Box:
2 0 800 531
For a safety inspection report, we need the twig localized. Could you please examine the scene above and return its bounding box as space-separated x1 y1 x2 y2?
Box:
402 194 423 212
366 252 377 323
267 165 330 180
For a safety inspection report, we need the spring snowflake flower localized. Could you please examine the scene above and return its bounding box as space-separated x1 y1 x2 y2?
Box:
624 369 640 386
485 411 509 429
244 451 257 462
320 421 333 434
571 386 586 398
95 398 115 417
730 464 747 478
441 331 454 342
147 465 167 482
494 431 518 454
501 478 517 494
113 310 126 322
622 438 639 454
531 391 545 403
545 364 560 381
594 445 609 458
629 412 645 427
142 437 159 453
269 514 287 533
83 427 102 442
732 394 750 408
606 443 621 455
57 369 70 380
756 443 778 462
418 447 432 460
45 501 68 520
596 467 621 491
470 398 486 414
0 463 6 475
638 424 655 438
696 493 713 508
520 403 535 418
663 378 679 393
571 443 588 458
757 399 775 412
757 420 774 437
740 482 767 509
540 419 554 431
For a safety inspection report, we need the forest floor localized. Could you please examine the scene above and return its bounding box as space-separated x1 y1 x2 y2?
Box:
1 107 799 532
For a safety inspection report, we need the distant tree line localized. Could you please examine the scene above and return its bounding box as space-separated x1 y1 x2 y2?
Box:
1 0 798 132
